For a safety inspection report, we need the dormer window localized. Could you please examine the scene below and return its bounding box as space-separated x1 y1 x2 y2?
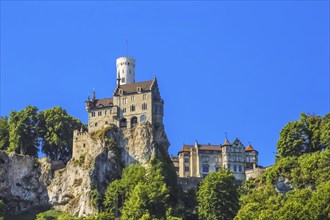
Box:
119 88 123 95
137 86 141 93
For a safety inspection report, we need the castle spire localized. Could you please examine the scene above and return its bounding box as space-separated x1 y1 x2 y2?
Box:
92 89 96 102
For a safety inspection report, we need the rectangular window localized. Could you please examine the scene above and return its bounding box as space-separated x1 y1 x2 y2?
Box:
216 167 220 172
143 94 147 99
131 96 135 101
184 158 189 163
98 111 102 116
91 112 95 117
234 165 237 172
202 166 209 173
238 165 242 172
202 157 209 163
123 108 126 113
105 110 107 115
184 166 189 172
142 103 147 110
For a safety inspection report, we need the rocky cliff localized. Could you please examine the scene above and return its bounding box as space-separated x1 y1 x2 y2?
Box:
0 122 170 217
0 152 53 214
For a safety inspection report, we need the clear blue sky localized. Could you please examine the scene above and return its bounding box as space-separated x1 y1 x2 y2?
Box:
1 1 329 166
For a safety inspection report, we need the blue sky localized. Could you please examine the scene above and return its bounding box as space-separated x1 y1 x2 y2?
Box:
1 1 329 166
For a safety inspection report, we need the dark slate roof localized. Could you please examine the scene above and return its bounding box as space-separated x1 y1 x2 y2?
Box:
179 145 193 153
114 80 154 95
93 98 114 109
199 145 222 151
178 144 222 154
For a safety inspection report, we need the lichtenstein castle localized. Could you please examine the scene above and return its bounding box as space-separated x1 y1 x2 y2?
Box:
72 56 164 159
86 56 163 132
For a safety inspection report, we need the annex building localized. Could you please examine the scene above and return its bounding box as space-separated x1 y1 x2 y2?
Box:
171 138 264 189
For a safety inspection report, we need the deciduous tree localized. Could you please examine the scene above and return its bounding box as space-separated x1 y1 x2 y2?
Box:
7 106 40 156
277 113 329 158
39 107 83 162
0 117 9 151
197 168 239 220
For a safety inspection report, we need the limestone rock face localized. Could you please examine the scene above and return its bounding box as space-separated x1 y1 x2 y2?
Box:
275 177 293 194
48 122 169 217
0 152 51 214
47 137 121 217
0 122 170 217
121 122 170 165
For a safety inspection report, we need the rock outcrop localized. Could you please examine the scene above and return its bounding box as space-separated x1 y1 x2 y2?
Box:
0 122 170 217
48 122 169 216
0 152 52 214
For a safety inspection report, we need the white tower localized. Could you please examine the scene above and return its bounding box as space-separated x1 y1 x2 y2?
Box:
116 56 135 85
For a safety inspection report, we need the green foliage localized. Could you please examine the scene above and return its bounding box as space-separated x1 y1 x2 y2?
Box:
90 189 102 211
0 117 9 151
277 113 329 158
122 161 169 220
197 168 239 220
0 199 4 216
79 155 85 166
7 106 40 156
236 149 330 220
35 210 63 220
103 160 170 220
103 163 146 217
39 107 83 162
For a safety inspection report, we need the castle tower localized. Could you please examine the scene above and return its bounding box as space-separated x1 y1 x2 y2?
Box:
116 56 136 85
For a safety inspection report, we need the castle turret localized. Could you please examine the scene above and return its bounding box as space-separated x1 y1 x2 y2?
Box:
116 56 136 85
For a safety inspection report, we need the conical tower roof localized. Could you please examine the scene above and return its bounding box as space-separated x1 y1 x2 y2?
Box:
222 138 230 146
245 144 255 152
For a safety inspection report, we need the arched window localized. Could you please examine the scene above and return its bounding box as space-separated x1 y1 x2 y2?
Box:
131 117 138 128
130 104 135 112
140 115 147 122
120 118 127 128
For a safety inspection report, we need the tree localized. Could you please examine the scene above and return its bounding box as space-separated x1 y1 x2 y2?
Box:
39 107 83 162
7 106 40 156
121 161 169 220
103 163 146 217
197 168 239 220
277 113 329 158
236 149 330 220
0 117 9 151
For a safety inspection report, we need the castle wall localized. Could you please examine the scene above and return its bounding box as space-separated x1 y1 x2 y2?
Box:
87 106 118 133
198 153 222 177
117 91 153 129
72 130 92 159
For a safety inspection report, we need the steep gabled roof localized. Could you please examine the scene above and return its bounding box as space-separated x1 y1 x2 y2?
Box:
93 98 114 109
178 145 193 153
114 79 154 96
245 144 256 152
222 138 231 146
